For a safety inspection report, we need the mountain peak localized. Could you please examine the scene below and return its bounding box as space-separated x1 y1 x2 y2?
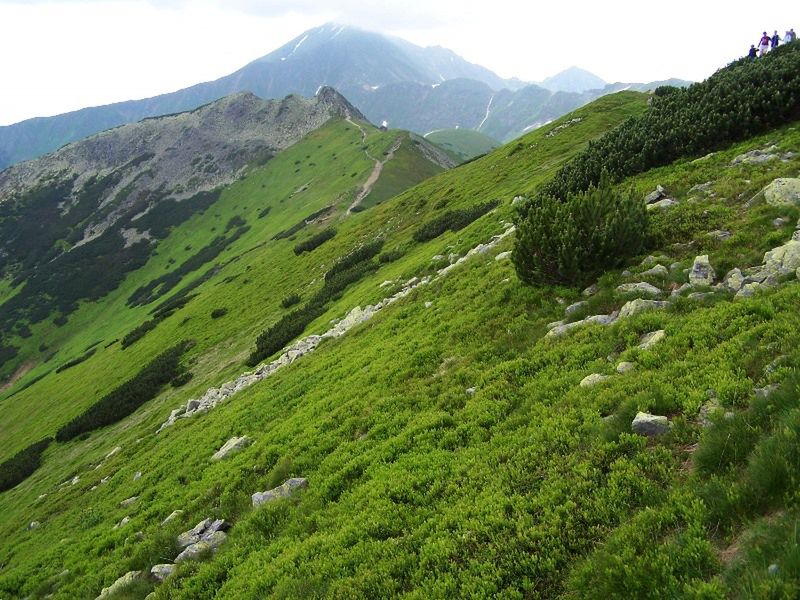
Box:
540 67 606 93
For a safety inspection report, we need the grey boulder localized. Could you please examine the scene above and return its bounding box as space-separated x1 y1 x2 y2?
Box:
252 477 308 507
631 412 671 436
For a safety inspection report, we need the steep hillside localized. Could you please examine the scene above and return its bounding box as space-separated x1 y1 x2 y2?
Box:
424 129 500 163
0 91 647 598
1 45 800 599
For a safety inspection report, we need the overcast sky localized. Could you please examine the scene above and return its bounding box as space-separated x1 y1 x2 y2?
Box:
0 0 796 125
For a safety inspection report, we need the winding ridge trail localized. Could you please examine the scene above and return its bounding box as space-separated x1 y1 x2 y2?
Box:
346 117 401 214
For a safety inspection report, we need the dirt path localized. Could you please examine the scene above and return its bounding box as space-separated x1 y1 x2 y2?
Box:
346 118 402 214
0 360 36 395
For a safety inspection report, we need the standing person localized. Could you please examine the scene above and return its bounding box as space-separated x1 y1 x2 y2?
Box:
785 30 793 44
758 31 771 56
748 44 758 59
791 29 797 42
771 30 780 49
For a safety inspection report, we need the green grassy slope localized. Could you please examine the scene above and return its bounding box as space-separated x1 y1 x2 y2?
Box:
424 129 501 163
4 89 800 598
0 118 439 458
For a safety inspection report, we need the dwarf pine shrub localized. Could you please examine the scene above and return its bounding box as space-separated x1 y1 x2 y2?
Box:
513 174 648 286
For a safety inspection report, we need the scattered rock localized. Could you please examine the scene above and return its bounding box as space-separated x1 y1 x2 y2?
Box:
105 447 122 460
36 494 47 502
159 226 520 431
689 181 714 195
161 510 184 526
762 240 800 276
763 178 800 207
731 148 778 165
644 185 667 204
545 312 618 338
119 496 139 508
546 320 565 331
616 282 662 297
631 412 671 436
581 283 599 297
639 330 666 350
640 264 669 278
252 477 308 507
424 301 433 308
378 280 394 288
698 397 721 427
641 255 669 267
754 384 780 400
773 217 790 228
707 230 732 242
495 251 512 261
646 198 679 211
28 521 40 530
150 564 176 582
565 300 588 316
132 471 142 481
619 298 670 319
100 476 111 485
768 564 780 575
688 292 715 301
616 362 636 374
735 282 762 299
689 255 715 286
580 374 611 388
465 387 476 395
96 571 146 599
175 537 220 563
511 195 526 206
722 268 745 292
431 254 445 262
763 355 789 377
113 516 130 530
211 436 253 461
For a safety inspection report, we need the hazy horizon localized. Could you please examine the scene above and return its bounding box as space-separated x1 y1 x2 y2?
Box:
0 0 796 125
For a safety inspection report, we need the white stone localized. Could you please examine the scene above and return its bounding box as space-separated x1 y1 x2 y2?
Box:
689 255 715 286
252 477 308 507
763 178 800 206
616 362 636 374
616 282 662 297
619 299 670 319
212 436 253 461
638 330 666 350
580 374 611 388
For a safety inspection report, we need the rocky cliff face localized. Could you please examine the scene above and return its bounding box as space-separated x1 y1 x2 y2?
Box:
0 88 364 247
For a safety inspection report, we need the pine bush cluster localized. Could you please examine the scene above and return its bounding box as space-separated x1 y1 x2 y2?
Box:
513 176 648 286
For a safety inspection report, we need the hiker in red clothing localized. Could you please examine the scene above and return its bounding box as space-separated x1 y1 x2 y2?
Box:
758 31 771 56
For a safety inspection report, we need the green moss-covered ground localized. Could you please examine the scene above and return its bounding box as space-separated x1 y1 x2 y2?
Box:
1 92 799 598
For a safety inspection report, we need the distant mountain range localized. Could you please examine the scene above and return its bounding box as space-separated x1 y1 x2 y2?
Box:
0 23 690 169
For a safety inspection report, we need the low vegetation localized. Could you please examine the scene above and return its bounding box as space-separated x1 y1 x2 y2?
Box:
293 227 336 255
0 438 52 493
412 200 499 242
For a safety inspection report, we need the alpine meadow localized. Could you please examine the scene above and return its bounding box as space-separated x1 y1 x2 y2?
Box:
0 24 799 600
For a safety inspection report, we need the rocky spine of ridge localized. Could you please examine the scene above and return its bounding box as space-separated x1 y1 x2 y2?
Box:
0 88 367 247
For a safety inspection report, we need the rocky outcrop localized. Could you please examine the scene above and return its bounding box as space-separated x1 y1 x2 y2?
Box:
150 564 176 582
565 300 588 316
161 510 184 526
631 412 671 436
176 518 230 549
763 178 800 206
96 571 146 599
689 255 715 286
211 436 253 461
638 330 666 350
616 282 662 297
640 264 669 278
580 374 611 388
252 478 308 507
158 225 516 431
545 312 618 338
618 299 670 319
0 90 366 249
616 362 636 374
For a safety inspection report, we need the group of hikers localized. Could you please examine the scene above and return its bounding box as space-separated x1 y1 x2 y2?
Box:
749 29 796 58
